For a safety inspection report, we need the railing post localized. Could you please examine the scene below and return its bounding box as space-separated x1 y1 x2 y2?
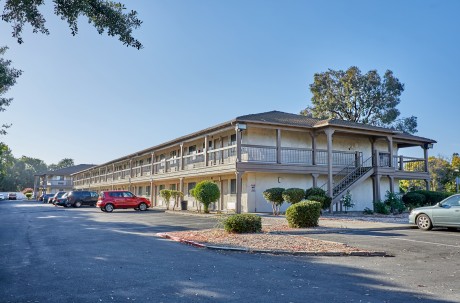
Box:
324 128 334 213
236 129 242 163
355 151 360 167
276 129 281 164
310 133 317 165
204 136 209 167
399 155 404 171
236 171 243 213
423 146 429 172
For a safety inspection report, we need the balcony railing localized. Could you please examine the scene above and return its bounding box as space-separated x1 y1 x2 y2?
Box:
241 145 276 163
72 145 428 188
46 180 72 187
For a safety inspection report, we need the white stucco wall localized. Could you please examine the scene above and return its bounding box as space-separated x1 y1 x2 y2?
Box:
243 173 313 213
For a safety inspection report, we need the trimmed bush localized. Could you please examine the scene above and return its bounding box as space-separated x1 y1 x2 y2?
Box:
223 214 262 233
305 187 327 198
285 200 321 228
384 191 405 214
362 207 374 215
262 187 285 215
25 192 33 200
402 192 426 209
194 180 220 213
373 200 390 215
282 188 305 204
306 195 326 209
305 187 331 210
412 190 452 205
159 189 172 210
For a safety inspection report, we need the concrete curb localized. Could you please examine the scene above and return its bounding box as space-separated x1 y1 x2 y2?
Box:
155 233 393 257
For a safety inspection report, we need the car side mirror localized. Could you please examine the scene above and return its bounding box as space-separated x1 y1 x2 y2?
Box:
435 202 441 207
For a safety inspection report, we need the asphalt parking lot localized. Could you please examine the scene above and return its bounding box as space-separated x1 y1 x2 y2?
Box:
1 200 459 302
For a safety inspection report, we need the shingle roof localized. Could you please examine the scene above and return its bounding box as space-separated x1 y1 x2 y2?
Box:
236 111 320 128
38 164 96 176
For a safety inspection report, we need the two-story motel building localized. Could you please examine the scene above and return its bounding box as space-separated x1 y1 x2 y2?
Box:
71 111 435 213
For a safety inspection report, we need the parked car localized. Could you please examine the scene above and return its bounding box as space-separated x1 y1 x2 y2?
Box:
49 191 66 204
97 190 150 212
8 193 17 200
66 191 98 207
0 193 5 200
54 192 70 207
42 193 55 203
409 194 460 230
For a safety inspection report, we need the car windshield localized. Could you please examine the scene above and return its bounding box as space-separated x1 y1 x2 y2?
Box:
441 195 460 207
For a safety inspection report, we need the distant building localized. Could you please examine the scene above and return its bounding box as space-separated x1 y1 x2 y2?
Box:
33 164 96 197
71 111 435 213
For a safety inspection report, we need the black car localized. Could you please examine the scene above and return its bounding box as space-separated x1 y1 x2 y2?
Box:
42 193 55 203
50 191 67 204
66 190 98 207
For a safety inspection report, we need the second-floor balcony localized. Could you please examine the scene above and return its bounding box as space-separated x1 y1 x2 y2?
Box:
73 144 427 187
47 180 72 187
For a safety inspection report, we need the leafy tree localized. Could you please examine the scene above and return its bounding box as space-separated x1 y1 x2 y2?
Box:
48 158 75 171
0 1 142 134
428 156 453 191
170 190 184 211
2 0 143 49
194 180 220 213
0 142 15 190
0 47 22 135
159 189 172 210
302 66 417 134
262 187 285 216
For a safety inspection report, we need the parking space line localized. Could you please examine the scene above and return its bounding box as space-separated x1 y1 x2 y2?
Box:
390 237 460 248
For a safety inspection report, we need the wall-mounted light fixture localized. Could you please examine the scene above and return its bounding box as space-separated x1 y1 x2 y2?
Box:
235 123 247 131
424 143 434 149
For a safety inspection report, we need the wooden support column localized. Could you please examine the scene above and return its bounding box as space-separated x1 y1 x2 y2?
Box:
180 143 184 170
389 175 395 193
373 175 381 202
310 133 317 165
387 136 394 168
276 129 281 164
236 129 242 163
204 136 209 166
219 178 224 211
150 180 154 205
325 128 335 213
112 164 115 190
312 173 319 188
370 137 376 166
423 146 429 172
236 171 243 214
425 179 431 191
150 153 155 175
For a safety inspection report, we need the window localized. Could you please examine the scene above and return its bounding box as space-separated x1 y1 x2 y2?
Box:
170 184 176 191
147 158 151 164
170 150 177 158
123 192 134 198
138 187 143 196
230 179 236 194
146 186 151 196
187 182 196 194
159 185 165 191
188 145 196 154
230 134 237 145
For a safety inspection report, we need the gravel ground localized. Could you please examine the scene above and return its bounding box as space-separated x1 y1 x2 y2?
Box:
164 214 406 253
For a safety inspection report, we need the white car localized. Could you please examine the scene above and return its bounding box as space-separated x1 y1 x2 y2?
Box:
0 193 4 200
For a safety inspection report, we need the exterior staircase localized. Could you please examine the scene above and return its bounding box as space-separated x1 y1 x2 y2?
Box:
323 155 374 207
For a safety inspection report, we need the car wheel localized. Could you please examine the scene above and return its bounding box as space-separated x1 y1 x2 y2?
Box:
104 204 114 213
138 203 148 211
65 202 72 208
416 214 433 231
74 201 82 208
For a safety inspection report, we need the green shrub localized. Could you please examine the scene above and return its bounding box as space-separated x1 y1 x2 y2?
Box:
25 192 33 200
306 195 328 210
282 188 305 204
373 200 390 215
402 192 426 209
384 191 405 214
413 190 452 205
305 187 331 210
223 214 262 233
159 189 172 210
262 187 285 215
305 187 327 198
194 180 220 213
362 207 374 215
340 190 354 212
285 200 321 228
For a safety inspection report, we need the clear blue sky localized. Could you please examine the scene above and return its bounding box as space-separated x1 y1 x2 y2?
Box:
2 0 459 165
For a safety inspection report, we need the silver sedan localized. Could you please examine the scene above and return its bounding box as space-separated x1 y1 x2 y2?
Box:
409 194 460 230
